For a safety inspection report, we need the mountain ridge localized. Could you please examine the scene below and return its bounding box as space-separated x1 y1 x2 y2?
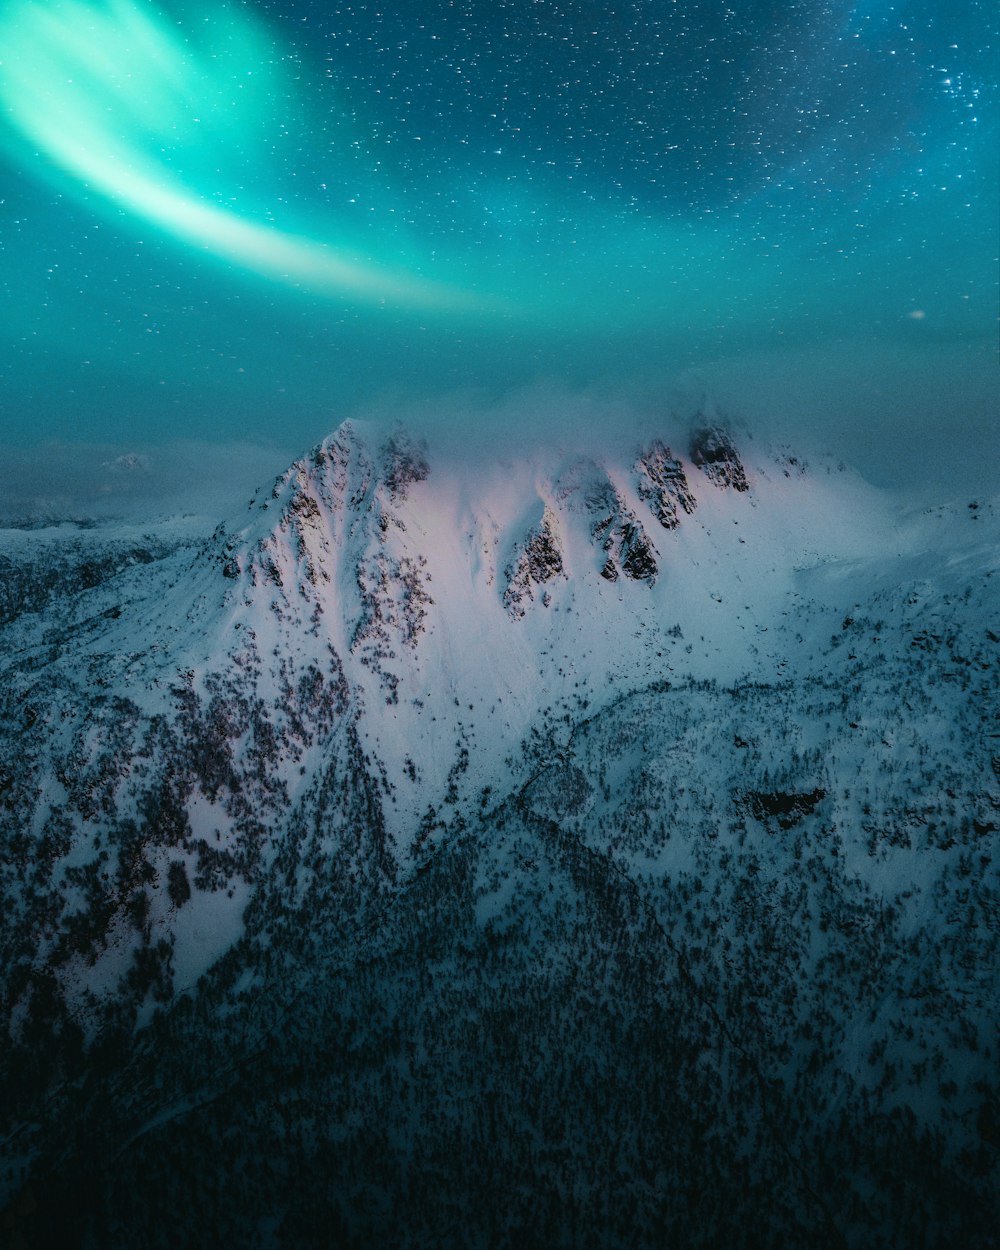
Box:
1 418 997 1248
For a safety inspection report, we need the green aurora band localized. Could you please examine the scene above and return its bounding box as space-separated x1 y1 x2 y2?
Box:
0 0 994 370
0 0 818 336
0 0 477 310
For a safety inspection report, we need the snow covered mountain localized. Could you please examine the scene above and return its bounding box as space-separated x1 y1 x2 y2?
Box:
1 419 997 1248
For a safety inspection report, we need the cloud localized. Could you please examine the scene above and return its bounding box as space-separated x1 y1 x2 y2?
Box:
2 337 995 530
0 439 293 526
347 341 1000 501
673 338 1000 498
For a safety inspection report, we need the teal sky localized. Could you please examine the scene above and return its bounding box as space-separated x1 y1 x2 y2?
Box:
0 0 996 498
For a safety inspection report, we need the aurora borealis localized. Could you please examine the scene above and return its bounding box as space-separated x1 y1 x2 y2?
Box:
0 0 477 309
0 0 996 487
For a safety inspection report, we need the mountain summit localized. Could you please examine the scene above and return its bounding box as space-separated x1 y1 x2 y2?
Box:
1 421 997 1248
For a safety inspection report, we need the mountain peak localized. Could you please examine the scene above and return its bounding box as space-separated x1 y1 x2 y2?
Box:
2 415 997 1249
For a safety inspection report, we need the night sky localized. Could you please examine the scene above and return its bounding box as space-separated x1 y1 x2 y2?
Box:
0 0 996 500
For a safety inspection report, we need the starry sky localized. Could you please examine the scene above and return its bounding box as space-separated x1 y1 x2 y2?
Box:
0 0 996 503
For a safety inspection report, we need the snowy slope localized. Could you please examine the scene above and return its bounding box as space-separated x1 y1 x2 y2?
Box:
0 419 997 1248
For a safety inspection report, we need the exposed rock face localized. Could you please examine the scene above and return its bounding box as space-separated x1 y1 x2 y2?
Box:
635 439 697 529
690 424 749 492
381 430 430 502
585 475 658 584
619 520 658 580
243 424 435 697
503 508 565 619
742 786 826 829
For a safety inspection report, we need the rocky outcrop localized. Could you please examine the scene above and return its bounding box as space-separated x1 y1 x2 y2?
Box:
742 786 826 829
503 508 565 618
587 478 658 584
619 520 658 580
381 431 430 502
635 440 697 529
690 424 749 492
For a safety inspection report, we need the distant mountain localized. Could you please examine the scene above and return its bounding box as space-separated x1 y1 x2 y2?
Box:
1 420 997 1248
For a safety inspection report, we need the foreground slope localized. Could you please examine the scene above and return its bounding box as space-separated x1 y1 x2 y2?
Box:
0 421 997 1248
